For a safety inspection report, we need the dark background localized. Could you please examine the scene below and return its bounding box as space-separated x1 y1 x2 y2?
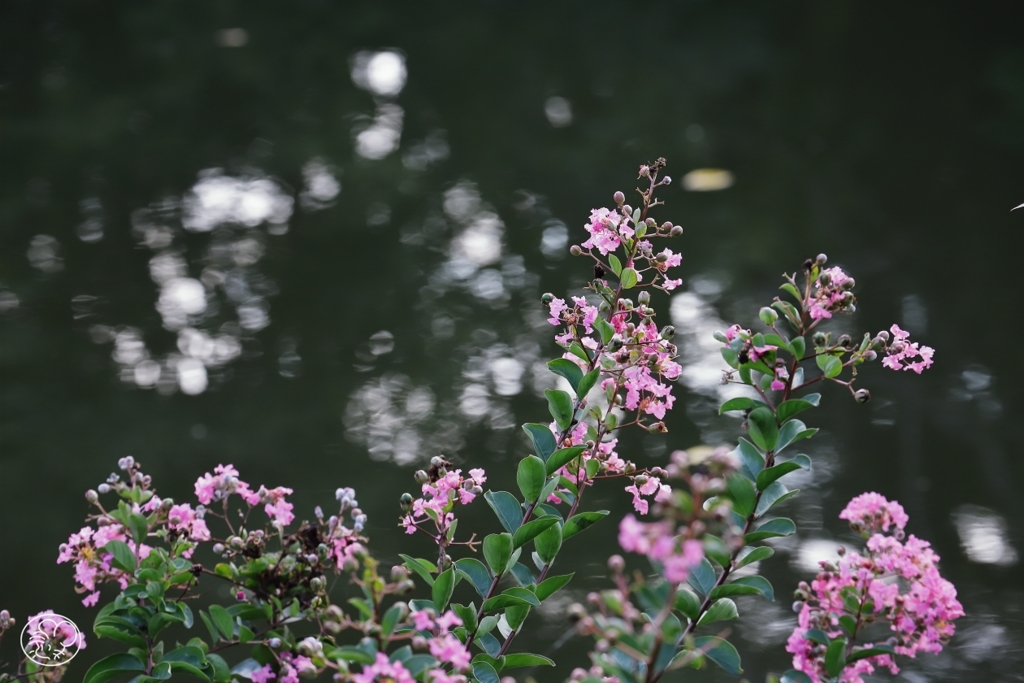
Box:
1 1 1023 680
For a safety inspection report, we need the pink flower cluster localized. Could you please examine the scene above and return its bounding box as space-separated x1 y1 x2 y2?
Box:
326 488 367 571
881 325 934 374
352 652 415 683
623 474 672 515
807 266 856 320
251 652 316 683
582 207 633 255
401 466 487 535
544 422 627 504
195 464 295 528
58 521 153 607
721 325 789 389
408 608 472 681
23 610 87 662
618 514 704 582
786 495 963 683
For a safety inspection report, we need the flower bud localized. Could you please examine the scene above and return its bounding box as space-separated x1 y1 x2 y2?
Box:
759 307 778 326
647 422 668 433
541 292 554 304
622 204 632 215
98 483 111 494
637 290 650 305
854 388 871 404
877 330 890 343
213 543 225 554
838 334 852 348
813 332 827 347
413 469 429 484
669 225 683 237
816 253 828 266
391 565 409 582
862 350 877 361
660 325 675 339
569 245 582 256
613 191 625 205
818 270 832 286
85 489 99 503
607 555 625 572
645 217 657 227
268 637 282 649
397 579 416 594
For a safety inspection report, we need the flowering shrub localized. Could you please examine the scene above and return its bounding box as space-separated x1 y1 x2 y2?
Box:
0 159 960 683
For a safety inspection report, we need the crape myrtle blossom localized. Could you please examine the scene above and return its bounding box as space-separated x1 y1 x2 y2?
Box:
195 463 296 528
400 456 486 536
23 609 87 662
881 324 935 375
807 265 856 320
786 495 963 683
618 514 704 582
353 652 415 683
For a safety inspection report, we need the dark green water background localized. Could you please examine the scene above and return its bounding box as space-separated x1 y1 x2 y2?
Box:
2 2 1024 680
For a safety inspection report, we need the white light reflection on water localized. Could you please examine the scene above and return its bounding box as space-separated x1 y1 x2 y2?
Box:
350 50 407 98
299 159 341 210
791 538 845 573
953 505 1018 566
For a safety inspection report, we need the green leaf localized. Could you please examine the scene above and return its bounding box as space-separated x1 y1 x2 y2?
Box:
730 575 775 601
567 341 590 363
608 254 623 276
128 513 149 548
502 653 555 668
825 637 848 678
104 540 137 574
737 438 765 476
399 555 437 587
777 419 817 453
93 623 148 649
693 636 742 675
562 510 609 539
432 568 456 611
456 559 492 597
688 558 717 596
161 646 208 674
473 662 500 683
735 546 775 569
516 456 547 503
790 336 806 359
545 389 574 430
484 491 522 533
620 267 638 289
803 629 830 645
83 654 147 683
776 396 820 423
547 359 584 392
512 517 558 549
594 318 615 345
726 474 757 518
508 562 535 587
521 423 556 461
674 587 702 620
535 573 573 601
534 521 562 564
208 605 234 641
781 668 814 683
545 446 586 476
403 655 438 677
709 583 762 600
577 368 600 398
756 455 812 490
745 517 797 543
755 481 799 517
698 598 738 625
719 397 761 413
483 534 513 575
481 587 540 612
334 647 376 664
780 282 802 301
847 644 897 663
747 407 779 452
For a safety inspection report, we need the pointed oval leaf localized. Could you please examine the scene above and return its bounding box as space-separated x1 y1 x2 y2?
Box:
484 491 522 533
620 267 638 289
502 653 554 668
534 522 562 564
698 598 738 625
535 573 573 601
730 575 775 601
399 555 437 587
547 359 583 392
737 438 765 477
104 540 137 574
545 389 574 430
693 636 742 675
687 558 717 596
782 669 814 683
516 456 547 503
825 637 848 678
545 446 586 476
726 474 757 518
747 407 779 452
756 455 811 490
734 546 774 569
512 517 558 549
777 398 817 423
473 661 500 683
674 587 702 620
719 397 762 414
576 368 600 398
83 654 147 683
562 510 609 539
521 423 556 461
744 517 797 543
432 567 456 611
755 482 800 517
483 534 513 575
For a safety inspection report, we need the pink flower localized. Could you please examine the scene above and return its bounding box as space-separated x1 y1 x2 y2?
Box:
839 492 909 534
412 610 435 631
428 669 467 683
251 664 276 683
435 610 463 633
429 633 471 670
582 208 626 255
882 325 934 374
354 653 414 683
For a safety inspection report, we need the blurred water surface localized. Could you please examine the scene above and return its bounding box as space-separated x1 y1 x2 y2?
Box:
2 2 1024 680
